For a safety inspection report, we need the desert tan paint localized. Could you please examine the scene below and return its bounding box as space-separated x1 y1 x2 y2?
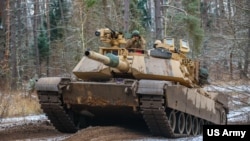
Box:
187 89 216 114
131 56 184 77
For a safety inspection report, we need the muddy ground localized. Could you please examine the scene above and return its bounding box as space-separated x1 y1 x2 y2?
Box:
0 120 166 141
0 121 66 141
0 124 172 141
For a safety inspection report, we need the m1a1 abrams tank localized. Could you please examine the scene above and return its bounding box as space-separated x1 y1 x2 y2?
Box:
35 28 228 138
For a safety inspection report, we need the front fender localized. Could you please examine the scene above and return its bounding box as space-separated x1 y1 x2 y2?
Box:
35 77 70 92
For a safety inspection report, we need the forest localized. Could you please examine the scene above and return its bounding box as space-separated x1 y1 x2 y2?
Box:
0 0 249 118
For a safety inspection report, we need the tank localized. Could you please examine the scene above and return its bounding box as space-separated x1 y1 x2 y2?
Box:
35 28 228 138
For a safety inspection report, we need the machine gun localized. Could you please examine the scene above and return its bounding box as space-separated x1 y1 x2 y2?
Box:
94 28 126 48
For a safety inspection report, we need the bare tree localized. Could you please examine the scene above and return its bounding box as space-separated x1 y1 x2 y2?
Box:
154 0 162 39
123 0 130 33
46 0 50 76
33 0 40 76
10 0 17 90
5 0 10 72
243 0 250 78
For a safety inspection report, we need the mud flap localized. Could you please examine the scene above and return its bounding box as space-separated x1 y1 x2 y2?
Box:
136 80 169 95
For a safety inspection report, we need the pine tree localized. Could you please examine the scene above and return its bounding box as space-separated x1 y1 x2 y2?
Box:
182 0 204 54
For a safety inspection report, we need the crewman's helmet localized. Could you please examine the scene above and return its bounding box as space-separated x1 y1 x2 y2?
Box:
154 40 162 45
132 30 140 37
153 40 162 48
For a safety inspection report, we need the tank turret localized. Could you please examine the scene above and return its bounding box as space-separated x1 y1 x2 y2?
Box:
73 32 199 88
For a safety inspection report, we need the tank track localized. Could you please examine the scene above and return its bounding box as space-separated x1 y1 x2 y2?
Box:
139 95 188 138
38 91 78 133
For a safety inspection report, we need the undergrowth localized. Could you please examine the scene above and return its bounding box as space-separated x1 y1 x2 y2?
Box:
0 92 42 118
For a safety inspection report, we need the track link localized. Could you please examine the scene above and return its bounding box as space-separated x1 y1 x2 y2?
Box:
139 95 187 138
38 91 78 133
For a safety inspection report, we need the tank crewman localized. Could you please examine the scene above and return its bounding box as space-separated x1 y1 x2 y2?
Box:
125 30 146 49
148 40 162 55
153 40 162 48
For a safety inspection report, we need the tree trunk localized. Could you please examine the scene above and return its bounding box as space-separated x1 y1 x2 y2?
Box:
243 0 250 78
218 0 225 34
219 0 225 17
243 1 250 77
16 0 22 88
102 0 112 28
46 0 50 76
24 0 33 77
227 0 231 19
123 0 130 33
148 0 155 40
10 0 17 90
214 0 219 28
58 0 67 73
229 51 233 79
0 1 4 29
5 0 10 69
154 0 162 39
34 0 40 76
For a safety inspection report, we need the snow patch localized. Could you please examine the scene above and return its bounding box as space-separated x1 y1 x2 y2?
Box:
205 85 250 93
0 114 48 130
228 106 250 123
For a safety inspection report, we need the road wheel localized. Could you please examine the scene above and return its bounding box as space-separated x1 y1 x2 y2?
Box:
199 119 204 134
168 110 176 132
175 112 185 134
185 114 192 135
191 116 199 136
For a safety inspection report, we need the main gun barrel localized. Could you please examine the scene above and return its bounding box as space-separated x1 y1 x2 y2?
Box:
85 51 129 72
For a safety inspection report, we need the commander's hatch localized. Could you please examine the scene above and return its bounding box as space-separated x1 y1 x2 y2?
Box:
179 39 190 54
162 38 175 52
